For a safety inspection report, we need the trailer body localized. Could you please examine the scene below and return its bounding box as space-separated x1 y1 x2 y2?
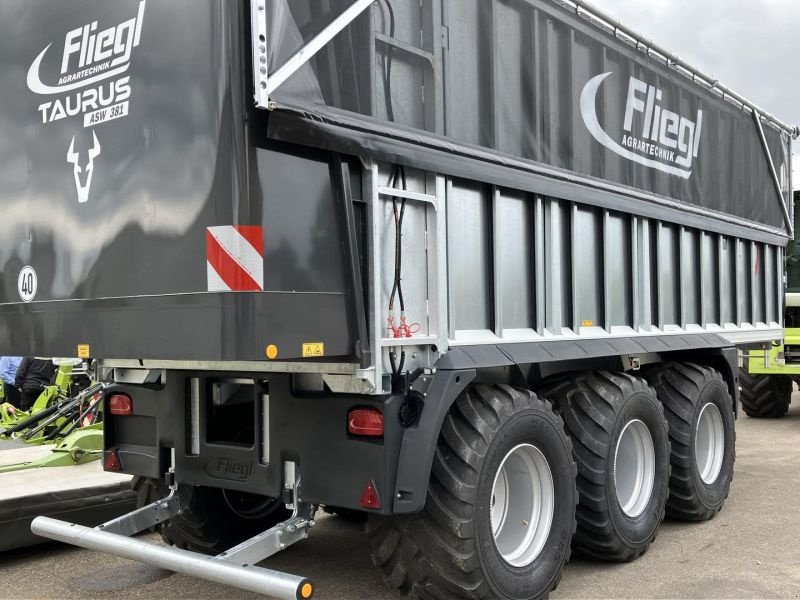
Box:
0 0 791 362
0 1 795 597
0 0 792 510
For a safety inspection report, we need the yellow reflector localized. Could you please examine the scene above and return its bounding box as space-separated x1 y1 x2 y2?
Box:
266 344 279 360
300 582 313 598
581 320 594 328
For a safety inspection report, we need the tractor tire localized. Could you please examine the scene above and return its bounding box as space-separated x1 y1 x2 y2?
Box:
367 384 577 600
154 483 290 555
542 371 670 562
645 363 735 521
739 370 792 418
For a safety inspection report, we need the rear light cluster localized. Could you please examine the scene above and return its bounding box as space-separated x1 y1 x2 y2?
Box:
108 393 133 416
347 409 385 510
348 408 383 437
104 393 132 473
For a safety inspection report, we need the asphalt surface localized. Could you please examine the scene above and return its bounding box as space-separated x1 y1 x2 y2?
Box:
1 401 799 599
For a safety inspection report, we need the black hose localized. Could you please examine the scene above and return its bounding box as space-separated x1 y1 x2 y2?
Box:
0 402 62 436
381 0 396 123
45 413 77 442
397 350 406 375
382 1 409 384
22 398 81 441
388 170 400 312
58 400 102 439
387 165 408 310
396 167 407 313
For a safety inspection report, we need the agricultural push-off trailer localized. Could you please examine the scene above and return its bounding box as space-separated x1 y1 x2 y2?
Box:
0 1 795 598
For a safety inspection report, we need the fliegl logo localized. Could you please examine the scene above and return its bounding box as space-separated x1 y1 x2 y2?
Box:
204 458 254 482
26 0 146 128
580 73 703 179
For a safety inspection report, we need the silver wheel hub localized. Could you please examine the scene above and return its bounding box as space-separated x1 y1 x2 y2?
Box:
490 444 554 567
695 402 725 484
614 419 656 517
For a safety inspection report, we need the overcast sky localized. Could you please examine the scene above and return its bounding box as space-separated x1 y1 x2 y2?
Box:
587 0 800 177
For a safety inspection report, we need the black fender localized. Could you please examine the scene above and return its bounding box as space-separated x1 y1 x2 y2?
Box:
392 368 475 513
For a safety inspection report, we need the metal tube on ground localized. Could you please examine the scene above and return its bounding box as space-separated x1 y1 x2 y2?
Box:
31 517 313 600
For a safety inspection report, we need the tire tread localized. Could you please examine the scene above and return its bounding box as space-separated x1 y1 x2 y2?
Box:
159 485 289 555
367 384 576 600
646 363 735 521
739 368 792 418
541 371 668 562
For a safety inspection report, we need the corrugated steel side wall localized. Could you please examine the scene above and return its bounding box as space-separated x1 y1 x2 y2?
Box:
444 179 782 344
373 161 781 362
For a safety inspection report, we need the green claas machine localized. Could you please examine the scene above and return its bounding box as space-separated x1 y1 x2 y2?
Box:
742 190 800 417
0 363 103 466
0 363 77 434
0 363 135 551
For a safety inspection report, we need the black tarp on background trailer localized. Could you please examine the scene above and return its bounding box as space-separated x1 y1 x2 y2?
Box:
266 0 794 239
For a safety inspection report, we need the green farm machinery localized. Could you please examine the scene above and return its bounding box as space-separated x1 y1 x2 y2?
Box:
0 364 135 551
742 191 800 417
0 363 101 449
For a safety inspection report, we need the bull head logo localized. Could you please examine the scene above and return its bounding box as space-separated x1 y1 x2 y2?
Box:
66 131 101 203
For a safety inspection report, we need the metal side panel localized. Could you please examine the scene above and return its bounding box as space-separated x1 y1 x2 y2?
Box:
442 177 783 352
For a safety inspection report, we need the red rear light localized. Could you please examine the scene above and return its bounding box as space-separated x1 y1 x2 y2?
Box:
104 449 122 471
108 394 133 416
348 408 384 437
359 480 382 510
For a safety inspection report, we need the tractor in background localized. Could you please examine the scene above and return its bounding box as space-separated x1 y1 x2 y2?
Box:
742 190 800 417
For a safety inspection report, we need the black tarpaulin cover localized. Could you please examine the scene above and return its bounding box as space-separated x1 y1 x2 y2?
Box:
266 0 793 238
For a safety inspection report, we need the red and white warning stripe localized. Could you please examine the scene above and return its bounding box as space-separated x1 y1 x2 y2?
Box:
206 225 264 291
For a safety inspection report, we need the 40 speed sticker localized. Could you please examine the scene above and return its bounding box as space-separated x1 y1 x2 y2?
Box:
18 266 38 302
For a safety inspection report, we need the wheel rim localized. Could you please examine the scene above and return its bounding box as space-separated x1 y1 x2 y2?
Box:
490 444 554 567
695 402 725 484
614 419 655 518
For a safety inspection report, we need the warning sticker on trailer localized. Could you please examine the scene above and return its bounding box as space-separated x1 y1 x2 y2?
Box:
206 225 264 292
302 343 325 358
